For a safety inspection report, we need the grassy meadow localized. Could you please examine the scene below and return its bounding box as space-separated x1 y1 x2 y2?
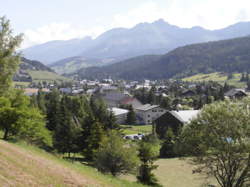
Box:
122 158 217 187
28 70 71 83
182 72 246 88
120 124 152 135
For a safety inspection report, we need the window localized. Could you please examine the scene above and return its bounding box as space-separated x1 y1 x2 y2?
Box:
148 114 150 117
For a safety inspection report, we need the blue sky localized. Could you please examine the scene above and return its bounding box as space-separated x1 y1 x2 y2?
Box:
1 0 250 48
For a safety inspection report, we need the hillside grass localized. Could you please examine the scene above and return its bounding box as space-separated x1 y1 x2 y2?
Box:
182 72 246 88
13 81 30 88
27 70 71 83
120 124 152 135
0 139 145 187
122 158 217 187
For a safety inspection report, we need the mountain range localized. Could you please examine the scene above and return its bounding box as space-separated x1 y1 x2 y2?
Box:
74 36 250 80
22 19 250 74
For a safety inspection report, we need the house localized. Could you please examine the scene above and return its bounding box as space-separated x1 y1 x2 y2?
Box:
120 97 142 109
59 88 72 94
224 89 247 99
99 84 118 93
109 107 129 124
72 89 84 95
135 104 166 125
181 90 196 97
100 90 142 108
155 110 200 138
86 88 96 95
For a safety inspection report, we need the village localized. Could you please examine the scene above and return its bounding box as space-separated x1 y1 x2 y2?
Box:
17 77 249 141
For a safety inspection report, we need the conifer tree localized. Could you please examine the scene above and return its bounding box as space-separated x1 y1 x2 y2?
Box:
46 89 60 131
53 96 77 157
82 121 105 160
126 105 136 125
137 135 161 187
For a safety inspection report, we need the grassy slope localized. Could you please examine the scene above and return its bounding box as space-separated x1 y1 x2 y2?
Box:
122 158 216 187
0 140 144 187
182 72 246 88
27 70 71 83
13 81 31 88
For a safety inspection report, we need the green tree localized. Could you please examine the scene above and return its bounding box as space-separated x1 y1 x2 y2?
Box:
0 17 23 96
137 135 161 186
82 121 105 160
17 108 52 147
95 131 139 176
160 128 177 158
180 99 250 187
147 86 156 104
45 89 61 131
126 105 136 125
0 90 51 146
247 80 250 91
160 96 172 110
37 89 47 114
240 72 246 82
53 96 79 157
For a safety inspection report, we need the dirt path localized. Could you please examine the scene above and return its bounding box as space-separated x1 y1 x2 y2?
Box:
0 140 104 187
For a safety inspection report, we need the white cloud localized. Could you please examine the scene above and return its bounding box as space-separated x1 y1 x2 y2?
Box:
22 23 105 49
111 0 250 30
22 0 250 48
111 1 165 28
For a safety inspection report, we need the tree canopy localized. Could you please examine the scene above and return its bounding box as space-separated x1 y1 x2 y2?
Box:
180 99 250 187
0 16 23 95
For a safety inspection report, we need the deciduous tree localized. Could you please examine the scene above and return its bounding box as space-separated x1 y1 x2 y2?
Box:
0 17 23 96
180 99 250 187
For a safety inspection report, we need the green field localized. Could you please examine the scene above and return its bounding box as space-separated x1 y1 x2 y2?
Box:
182 72 246 88
120 125 152 135
122 158 217 187
13 81 30 88
28 70 71 83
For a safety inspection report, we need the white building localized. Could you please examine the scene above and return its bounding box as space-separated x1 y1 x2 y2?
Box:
109 107 129 124
135 104 166 124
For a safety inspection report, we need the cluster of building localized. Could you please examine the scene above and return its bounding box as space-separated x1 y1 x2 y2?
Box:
20 79 249 138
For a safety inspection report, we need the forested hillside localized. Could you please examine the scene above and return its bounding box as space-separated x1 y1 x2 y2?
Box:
76 36 250 80
20 57 54 72
14 57 70 82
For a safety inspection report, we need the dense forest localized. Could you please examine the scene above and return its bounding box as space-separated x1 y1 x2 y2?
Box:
75 36 250 80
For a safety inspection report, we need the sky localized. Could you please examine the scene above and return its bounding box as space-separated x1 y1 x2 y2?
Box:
1 0 250 49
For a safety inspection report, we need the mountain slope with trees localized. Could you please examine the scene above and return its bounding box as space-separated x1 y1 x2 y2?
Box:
76 36 250 80
50 56 117 75
14 57 69 82
20 57 54 72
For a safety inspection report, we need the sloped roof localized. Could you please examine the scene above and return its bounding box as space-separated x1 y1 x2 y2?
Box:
224 89 247 97
170 110 200 124
109 107 129 116
136 104 159 111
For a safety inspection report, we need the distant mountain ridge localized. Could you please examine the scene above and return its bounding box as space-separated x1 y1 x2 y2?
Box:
22 19 250 67
74 36 250 80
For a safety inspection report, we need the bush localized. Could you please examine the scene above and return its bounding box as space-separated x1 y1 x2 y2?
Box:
95 131 139 176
